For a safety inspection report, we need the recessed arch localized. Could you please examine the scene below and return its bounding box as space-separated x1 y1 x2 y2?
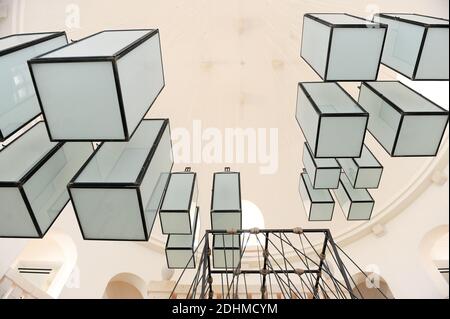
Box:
102 272 147 299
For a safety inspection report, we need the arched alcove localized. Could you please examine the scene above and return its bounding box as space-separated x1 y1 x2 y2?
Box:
102 273 147 299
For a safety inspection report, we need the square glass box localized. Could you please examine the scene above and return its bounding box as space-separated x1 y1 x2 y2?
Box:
358 81 449 157
160 171 198 235
337 145 383 189
298 172 335 222
301 13 387 81
373 13 449 81
333 173 375 221
302 142 340 189
68 119 173 241
165 207 200 269
296 82 369 158
212 234 242 269
0 121 93 238
28 29 165 141
0 32 67 141
210 171 242 231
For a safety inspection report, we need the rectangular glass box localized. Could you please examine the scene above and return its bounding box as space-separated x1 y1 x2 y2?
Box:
302 142 340 189
211 171 242 231
212 234 241 269
301 13 387 81
374 13 449 80
0 32 67 141
28 29 164 141
359 81 449 157
333 173 375 221
296 82 369 158
165 207 199 269
337 145 383 189
0 121 93 238
160 171 198 235
68 119 173 241
298 172 335 222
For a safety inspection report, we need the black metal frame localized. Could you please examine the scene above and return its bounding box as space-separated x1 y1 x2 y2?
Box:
334 173 375 221
165 207 200 270
359 81 449 157
302 142 340 189
27 29 165 142
210 169 243 231
300 13 388 82
67 119 173 241
299 172 335 222
337 145 384 189
374 13 449 81
159 171 198 235
0 120 94 238
0 31 68 142
296 82 369 159
212 234 242 270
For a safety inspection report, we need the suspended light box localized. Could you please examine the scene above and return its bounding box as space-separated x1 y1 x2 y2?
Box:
298 172 334 221
68 119 173 241
212 234 241 269
374 13 449 80
333 173 374 221
337 145 383 189
0 32 67 141
160 171 198 235
165 207 200 269
302 142 340 189
359 81 449 157
301 13 387 81
28 29 164 141
296 82 369 158
210 171 242 231
0 122 92 238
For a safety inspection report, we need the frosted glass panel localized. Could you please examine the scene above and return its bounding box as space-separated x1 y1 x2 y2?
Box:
302 143 340 189
29 29 165 141
212 172 241 211
0 33 67 140
310 14 377 26
160 172 198 234
333 173 374 221
416 28 449 80
69 119 173 241
359 81 449 156
299 173 334 221
213 235 241 269
296 84 320 155
211 212 242 231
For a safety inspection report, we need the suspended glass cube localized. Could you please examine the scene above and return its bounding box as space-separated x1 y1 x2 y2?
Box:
333 173 374 221
296 82 369 158
160 171 198 235
212 234 241 269
301 13 387 81
298 172 335 222
165 207 199 269
337 145 383 189
374 13 449 80
210 171 242 231
0 32 67 141
68 119 173 241
359 81 449 157
302 142 340 189
0 122 93 238
28 29 164 141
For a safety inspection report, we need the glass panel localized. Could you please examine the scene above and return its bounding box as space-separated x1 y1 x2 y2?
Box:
211 212 242 230
118 32 164 134
340 173 373 202
0 122 56 182
212 172 241 212
23 142 93 234
296 85 320 153
355 167 383 189
70 188 145 240
327 27 386 81
303 142 340 189
311 14 377 26
166 250 195 269
0 34 67 139
75 120 164 183
385 14 448 25
213 248 241 269
300 173 333 202
30 61 124 140
214 234 240 248
0 187 39 237
301 15 331 78
166 209 199 248
416 28 449 80
355 145 381 167
42 30 149 58
0 33 55 51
